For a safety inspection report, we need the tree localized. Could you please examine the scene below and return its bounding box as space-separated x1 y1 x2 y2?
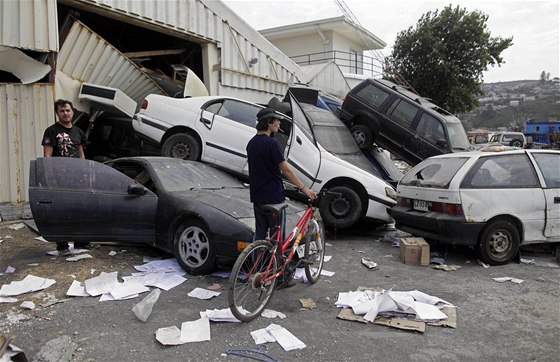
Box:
385 5 513 114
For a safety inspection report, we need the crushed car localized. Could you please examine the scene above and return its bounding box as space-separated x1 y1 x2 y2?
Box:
28 156 303 274
390 149 560 265
132 93 396 229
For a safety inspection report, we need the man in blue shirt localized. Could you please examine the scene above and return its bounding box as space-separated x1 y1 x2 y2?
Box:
246 107 317 242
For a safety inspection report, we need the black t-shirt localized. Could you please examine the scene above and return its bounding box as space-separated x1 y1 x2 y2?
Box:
246 134 285 204
41 122 86 158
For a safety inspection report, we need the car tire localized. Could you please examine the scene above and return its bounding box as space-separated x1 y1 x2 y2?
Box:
162 133 201 160
510 139 523 148
478 219 520 265
173 219 216 275
319 186 362 229
350 124 373 149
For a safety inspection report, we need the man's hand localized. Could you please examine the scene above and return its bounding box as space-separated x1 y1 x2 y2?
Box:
302 187 317 200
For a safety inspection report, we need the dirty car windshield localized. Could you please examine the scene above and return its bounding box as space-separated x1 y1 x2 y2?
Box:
151 160 243 192
400 157 469 188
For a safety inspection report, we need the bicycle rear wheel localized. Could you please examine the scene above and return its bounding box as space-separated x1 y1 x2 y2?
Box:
228 240 279 322
304 219 325 283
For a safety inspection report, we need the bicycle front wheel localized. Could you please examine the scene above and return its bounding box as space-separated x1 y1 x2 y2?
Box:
228 240 279 322
304 219 325 284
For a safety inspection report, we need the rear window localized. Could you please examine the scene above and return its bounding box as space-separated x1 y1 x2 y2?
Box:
460 154 539 189
400 157 469 188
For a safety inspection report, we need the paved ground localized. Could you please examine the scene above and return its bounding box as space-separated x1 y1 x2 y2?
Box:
0 220 559 361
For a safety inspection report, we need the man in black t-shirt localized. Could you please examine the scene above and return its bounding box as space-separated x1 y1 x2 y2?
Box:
41 99 88 256
246 108 316 242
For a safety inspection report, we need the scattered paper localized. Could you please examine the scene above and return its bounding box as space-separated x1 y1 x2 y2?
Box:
9 223 25 230
180 316 211 343
5 266 15 274
251 328 277 344
35 236 48 242
492 277 524 284
265 324 306 351
324 255 332 262
187 287 221 300
108 251 117 256
134 259 183 273
261 309 286 319
109 282 150 300
66 254 93 262
203 308 241 323
155 326 183 346
66 280 90 297
477 260 490 268
20 301 36 310
431 264 461 271
84 272 119 297
0 275 56 296
361 258 379 270
0 297 18 303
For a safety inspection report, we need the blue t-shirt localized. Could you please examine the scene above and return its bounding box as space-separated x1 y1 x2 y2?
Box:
246 134 285 204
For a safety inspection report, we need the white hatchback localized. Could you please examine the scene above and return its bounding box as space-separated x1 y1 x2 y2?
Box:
133 93 396 229
391 149 560 265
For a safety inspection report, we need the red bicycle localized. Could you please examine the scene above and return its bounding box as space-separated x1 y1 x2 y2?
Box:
228 191 337 322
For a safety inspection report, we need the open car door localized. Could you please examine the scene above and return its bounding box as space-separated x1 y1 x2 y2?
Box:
285 93 321 189
29 157 157 243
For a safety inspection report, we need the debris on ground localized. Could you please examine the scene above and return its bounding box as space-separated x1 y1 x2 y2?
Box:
251 324 306 351
261 309 286 319
492 277 524 284
299 298 317 310
361 258 379 270
132 288 161 322
187 287 221 300
335 287 457 333
0 275 56 297
431 264 462 272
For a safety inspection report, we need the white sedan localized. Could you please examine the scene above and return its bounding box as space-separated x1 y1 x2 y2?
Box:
391 149 560 265
132 93 396 229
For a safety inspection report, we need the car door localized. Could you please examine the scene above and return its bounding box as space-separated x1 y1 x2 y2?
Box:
29 157 157 242
285 93 321 188
196 99 261 174
412 112 449 159
531 152 560 238
384 98 421 164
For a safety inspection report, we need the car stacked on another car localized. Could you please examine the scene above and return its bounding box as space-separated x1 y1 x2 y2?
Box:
339 78 471 166
132 93 397 229
391 149 560 265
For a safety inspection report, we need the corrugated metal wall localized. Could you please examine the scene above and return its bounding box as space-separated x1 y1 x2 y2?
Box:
64 0 306 97
58 20 165 103
0 84 55 203
0 0 59 51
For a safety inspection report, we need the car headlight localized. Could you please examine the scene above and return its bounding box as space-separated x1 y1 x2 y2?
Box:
385 186 397 200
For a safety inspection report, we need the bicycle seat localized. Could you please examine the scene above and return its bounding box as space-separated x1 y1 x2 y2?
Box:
262 202 289 214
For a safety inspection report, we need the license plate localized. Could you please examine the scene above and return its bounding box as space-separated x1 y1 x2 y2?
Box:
413 200 429 212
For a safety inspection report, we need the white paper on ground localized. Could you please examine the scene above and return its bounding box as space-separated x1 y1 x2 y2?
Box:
409 301 448 321
155 326 183 346
134 259 183 273
99 293 137 302
66 280 90 297
180 316 211 343
204 308 241 322
0 297 18 303
0 275 56 296
66 254 93 262
409 290 454 306
84 272 119 297
35 236 48 242
187 287 221 300
109 282 149 300
132 288 161 322
324 255 332 262
20 301 35 310
5 266 15 273
265 324 306 351
493 276 524 284
261 309 287 319
152 273 187 291
8 223 25 230
251 328 277 344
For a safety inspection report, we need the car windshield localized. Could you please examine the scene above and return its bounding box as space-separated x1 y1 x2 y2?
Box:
313 125 360 154
444 120 470 150
150 160 244 192
400 157 470 188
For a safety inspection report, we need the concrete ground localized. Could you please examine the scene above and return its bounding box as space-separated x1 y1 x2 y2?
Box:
0 220 559 361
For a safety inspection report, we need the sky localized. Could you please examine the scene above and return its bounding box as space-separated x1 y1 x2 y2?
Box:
222 0 559 83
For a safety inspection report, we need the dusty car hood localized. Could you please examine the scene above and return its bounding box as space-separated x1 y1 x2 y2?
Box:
173 187 304 221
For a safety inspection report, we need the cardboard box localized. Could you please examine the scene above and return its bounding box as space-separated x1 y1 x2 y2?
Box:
400 237 430 266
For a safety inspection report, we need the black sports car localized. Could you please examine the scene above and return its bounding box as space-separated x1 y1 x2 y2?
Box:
29 157 303 274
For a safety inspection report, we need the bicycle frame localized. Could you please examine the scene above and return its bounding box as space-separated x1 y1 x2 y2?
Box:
258 205 315 285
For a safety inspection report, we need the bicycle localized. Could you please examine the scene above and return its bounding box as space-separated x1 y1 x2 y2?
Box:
228 190 338 322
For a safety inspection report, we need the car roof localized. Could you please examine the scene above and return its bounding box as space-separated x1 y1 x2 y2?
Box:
423 148 559 161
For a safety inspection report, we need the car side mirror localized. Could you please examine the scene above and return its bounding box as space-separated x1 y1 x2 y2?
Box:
128 183 147 195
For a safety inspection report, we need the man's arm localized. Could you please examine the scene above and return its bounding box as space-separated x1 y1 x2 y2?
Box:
279 161 316 200
43 145 53 157
78 145 85 159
